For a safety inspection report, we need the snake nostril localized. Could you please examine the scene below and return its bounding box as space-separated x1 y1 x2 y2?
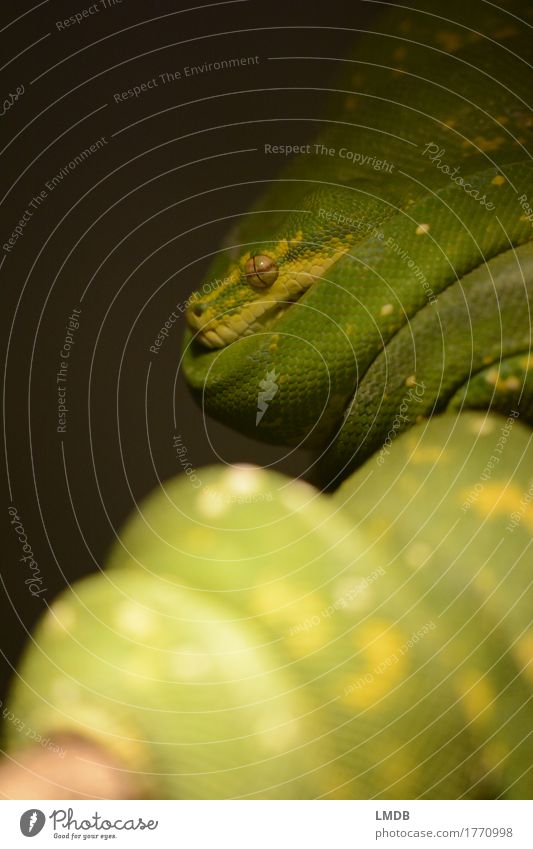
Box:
191 303 207 317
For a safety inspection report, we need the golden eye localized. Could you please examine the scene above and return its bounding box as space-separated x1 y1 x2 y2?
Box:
244 254 279 288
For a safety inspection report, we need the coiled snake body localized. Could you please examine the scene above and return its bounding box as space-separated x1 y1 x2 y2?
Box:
6 0 533 799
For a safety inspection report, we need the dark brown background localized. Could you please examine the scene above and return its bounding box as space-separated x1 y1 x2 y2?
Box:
1 0 383 709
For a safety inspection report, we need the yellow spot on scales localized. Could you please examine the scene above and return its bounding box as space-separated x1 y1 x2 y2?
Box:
405 540 432 570
344 96 359 111
185 525 217 554
491 175 506 186
512 632 533 685
408 444 446 465
493 26 518 40
382 753 418 796
342 619 407 709
415 223 430 235
473 567 498 596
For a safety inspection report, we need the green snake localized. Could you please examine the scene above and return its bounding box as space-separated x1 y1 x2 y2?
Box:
182 0 533 480
6 0 533 799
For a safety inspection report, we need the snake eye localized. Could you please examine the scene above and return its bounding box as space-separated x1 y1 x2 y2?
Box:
244 254 279 288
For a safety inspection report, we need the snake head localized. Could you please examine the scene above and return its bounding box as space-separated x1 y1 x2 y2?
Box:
185 243 310 349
